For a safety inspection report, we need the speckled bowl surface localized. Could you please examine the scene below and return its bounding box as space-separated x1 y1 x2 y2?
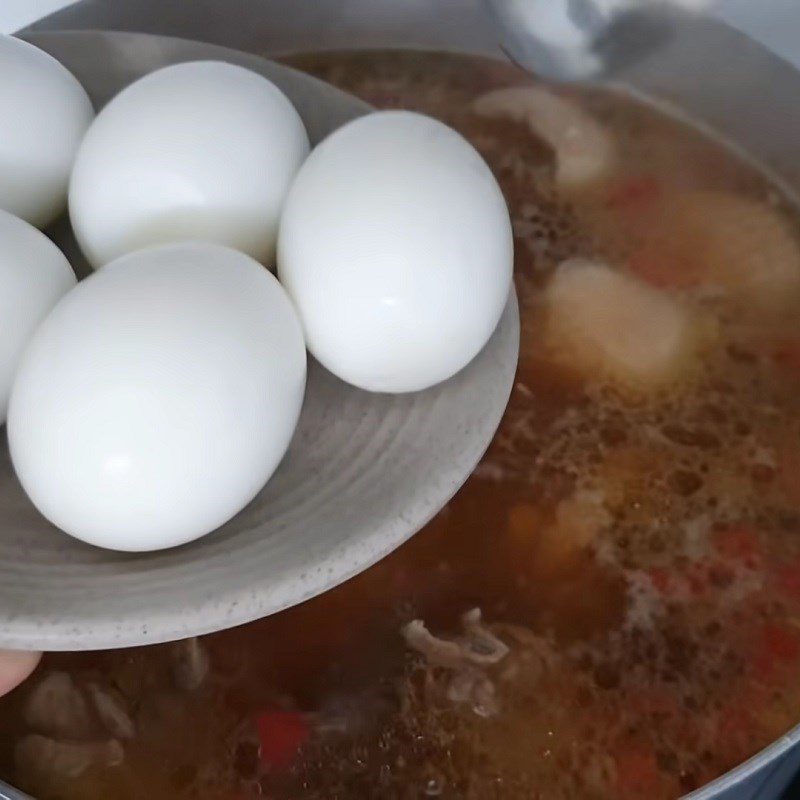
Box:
0 31 520 651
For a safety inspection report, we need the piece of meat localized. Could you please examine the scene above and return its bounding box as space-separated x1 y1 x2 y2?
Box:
23 671 95 740
171 637 209 692
403 620 465 669
403 609 509 669
15 734 123 783
473 86 615 190
402 610 510 718
518 489 612 570
544 258 699 390
86 683 135 740
630 191 800 306
460 608 512 665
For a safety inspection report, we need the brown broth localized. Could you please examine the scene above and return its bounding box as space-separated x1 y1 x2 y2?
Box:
3 50 800 800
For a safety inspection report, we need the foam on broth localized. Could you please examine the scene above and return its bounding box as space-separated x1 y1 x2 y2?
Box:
3 50 800 800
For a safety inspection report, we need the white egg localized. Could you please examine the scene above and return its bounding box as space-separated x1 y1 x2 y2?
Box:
0 35 94 229
8 242 306 552
277 110 513 393
0 210 76 422
69 61 310 269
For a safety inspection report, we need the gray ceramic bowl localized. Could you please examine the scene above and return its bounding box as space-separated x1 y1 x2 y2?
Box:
0 31 519 651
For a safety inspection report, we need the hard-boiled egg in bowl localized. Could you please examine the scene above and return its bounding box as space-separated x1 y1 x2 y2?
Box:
0 32 518 649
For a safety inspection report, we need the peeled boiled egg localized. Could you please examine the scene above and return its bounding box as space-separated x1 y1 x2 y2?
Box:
8 242 306 552
0 35 94 228
69 61 310 269
278 110 513 393
0 210 76 422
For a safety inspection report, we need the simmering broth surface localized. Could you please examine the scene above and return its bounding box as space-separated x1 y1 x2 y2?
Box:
3 51 800 800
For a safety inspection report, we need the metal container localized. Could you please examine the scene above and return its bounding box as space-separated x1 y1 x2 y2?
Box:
17 1 800 798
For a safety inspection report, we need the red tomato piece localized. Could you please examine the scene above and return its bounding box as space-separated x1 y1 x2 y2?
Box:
687 562 709 597
775 559 800 599
256 710 311 770
772 338 800 375
716 702 758 760
648 567 673 596
627 248 701 290
713 526 762 569
629 687 679 719
776 441 800 507
762 623 800 661
686 558 727 598
605 175 661 211
615 742 662 799
752 623 800 684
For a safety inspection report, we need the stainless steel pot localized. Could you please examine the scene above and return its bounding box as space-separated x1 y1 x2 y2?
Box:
16 2 800 798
